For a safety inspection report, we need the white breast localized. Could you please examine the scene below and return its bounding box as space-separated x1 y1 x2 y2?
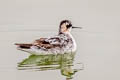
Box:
67 32 77 52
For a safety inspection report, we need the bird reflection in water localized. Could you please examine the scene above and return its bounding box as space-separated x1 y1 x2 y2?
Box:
18 52 83 80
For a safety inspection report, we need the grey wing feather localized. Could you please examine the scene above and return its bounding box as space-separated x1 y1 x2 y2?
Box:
33 36 63 49
45 36 64 45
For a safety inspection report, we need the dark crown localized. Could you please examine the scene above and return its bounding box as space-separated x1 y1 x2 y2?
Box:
60 20 72 28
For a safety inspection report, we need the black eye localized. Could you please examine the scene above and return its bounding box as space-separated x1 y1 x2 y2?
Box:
67 24 72 28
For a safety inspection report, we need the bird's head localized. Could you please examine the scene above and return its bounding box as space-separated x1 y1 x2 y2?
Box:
59 20 82 34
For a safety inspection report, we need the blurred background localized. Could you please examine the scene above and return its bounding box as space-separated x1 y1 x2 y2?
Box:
0 0 120 80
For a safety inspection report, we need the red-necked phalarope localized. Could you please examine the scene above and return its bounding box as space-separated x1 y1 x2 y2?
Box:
15 20 82 55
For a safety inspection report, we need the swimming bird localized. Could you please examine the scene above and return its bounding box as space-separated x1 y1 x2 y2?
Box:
15 20 82 55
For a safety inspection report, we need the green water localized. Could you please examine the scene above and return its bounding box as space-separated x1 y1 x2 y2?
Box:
18 53 83 79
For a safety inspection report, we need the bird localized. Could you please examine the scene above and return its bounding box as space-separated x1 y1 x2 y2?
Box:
15 20 82 55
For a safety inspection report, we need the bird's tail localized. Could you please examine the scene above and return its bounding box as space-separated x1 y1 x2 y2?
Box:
15 43 33 49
